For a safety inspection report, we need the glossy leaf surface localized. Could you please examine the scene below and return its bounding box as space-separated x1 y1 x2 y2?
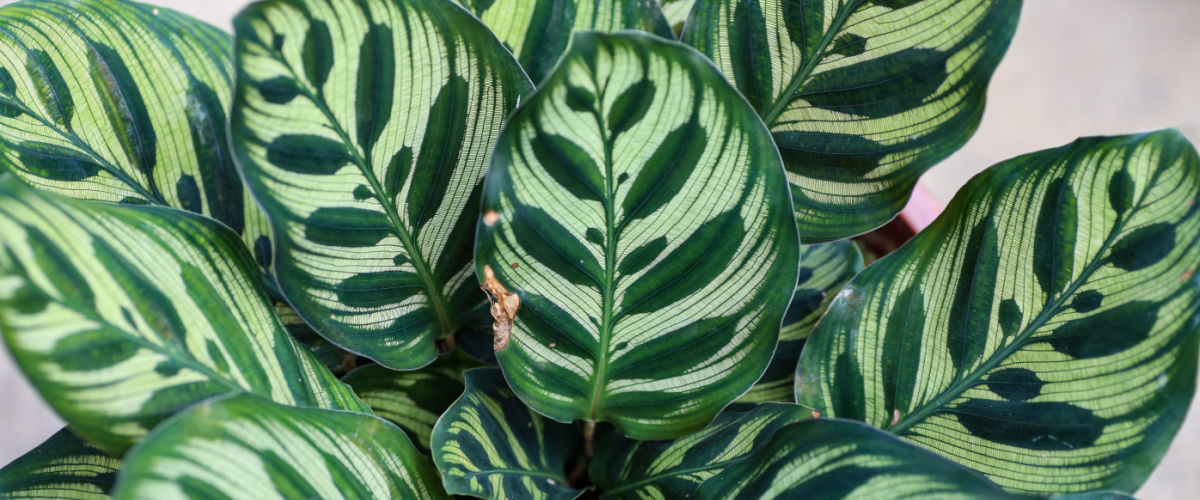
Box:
343 355 477 453
683 0 1021 242
701 419 1030 499
475 32 799 440
739 241 861 402
0 428 118 500
454 0 674 83
431 368 584 500
232 0 533 369
0 0 271 261
797 131 1200 493
112 393 448 500
0 179 368 454
590 403 808 499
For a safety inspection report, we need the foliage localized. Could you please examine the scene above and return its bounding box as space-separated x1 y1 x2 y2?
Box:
0 0 1195 498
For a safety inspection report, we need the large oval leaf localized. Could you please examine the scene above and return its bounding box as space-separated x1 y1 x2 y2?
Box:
0 178 367 454
454 0 675 84
232 0 533 370
701 419 1030 499
797 131 1200 493
0 428 118 500
475 31 799 440
111 393 448 499
739 241 861 402
431 368 584 500
682 0 1022 242
590 403 808 499
0 0 272 263
343 354 478 453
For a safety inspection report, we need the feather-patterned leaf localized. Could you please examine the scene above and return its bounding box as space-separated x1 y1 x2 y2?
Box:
343 354 480 453
454 0 675 84
701 419 1031 499
0 428 118 500
431 368 584 500
111 393 449 500
739 241 862 402
0 0 272 265
0 178 368 454
682 0 1022 242
797 130 1200 493
475 31 799 440
590 403 808 499
232 0 533 370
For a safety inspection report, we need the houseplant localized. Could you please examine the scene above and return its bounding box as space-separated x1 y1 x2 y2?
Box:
0 0 1194 498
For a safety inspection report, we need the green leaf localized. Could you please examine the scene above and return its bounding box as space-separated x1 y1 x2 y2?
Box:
739 241 862 402
796 131 1200 493
682 0 1022 242
590 403 809 499
0 428 119 500
455 0 675 83
659 0 696 34
475 32 800 440
343 354 480 453
273 300 355 376
0 178 368 454
701 418 1031 499
111 393 449 500
232 0 533 370
431 368 584 500
0 0 273 263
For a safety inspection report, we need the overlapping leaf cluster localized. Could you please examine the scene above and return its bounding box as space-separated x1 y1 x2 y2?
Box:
0 0 1196 499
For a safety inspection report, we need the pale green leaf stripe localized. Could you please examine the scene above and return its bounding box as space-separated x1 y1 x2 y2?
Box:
232 0 533 370
591 403 808 499
0 178 368 454
659 0 695 34
454 0 675 83
797 131 1200 493
0 428 118 500
432 368 584 500
475 31 800 440
0 0 272 265
343 354 480 453
111 393 449 500
701 419 1032 499
683 0 1021 242
739 241 862 403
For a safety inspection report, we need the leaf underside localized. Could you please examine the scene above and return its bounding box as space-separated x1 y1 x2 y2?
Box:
475 31 800 440
798 130 1200 493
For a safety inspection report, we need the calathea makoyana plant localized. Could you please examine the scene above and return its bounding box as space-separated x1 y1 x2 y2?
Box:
0 0 1194 498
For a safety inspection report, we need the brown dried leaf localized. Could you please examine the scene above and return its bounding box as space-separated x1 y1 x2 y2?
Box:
481 265 520 351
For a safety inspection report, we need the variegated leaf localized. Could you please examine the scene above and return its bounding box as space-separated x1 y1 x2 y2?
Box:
797 131 1200 493
0 178 368 454
453 0 674 83
659 0 695 34
0 428 118 500
682 0 1022 242
701 419 1030 499
475 31 800 440
431 368 584 500
232 0 533 370
343 353 480 453
739 241 862 402
0 0 272 265
111 393 449 500
590 403 808 499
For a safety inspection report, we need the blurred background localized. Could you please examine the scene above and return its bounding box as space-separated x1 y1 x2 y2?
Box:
0 0 1198 497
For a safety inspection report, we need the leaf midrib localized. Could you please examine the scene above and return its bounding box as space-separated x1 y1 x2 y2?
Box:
890 159 1160 435
271 47 456 339
759 0 865 126
589 71 618 423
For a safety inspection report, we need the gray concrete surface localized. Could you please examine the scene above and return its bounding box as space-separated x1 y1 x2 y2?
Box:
0 0 1197 497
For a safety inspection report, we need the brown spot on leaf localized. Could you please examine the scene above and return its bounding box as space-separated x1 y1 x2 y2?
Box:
483 210 500 226
1183 269 1194 281
481 265 519 351
891 409 901 427
510 262 519 269
811 410 821 419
